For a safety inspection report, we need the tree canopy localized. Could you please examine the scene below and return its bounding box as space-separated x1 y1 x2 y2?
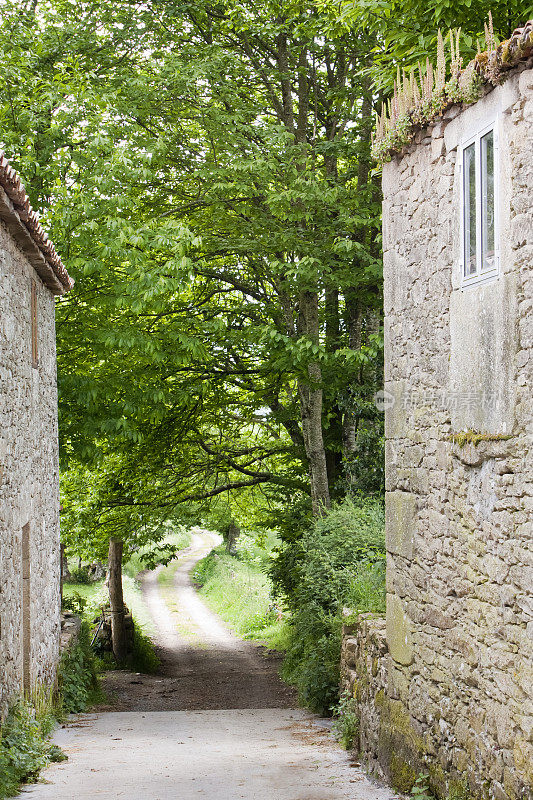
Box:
0 0 528 556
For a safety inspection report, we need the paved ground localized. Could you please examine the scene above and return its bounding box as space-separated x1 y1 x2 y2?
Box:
20 531 398 800
21 710 399 800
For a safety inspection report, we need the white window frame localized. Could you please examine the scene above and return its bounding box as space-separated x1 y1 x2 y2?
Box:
459 118 500 288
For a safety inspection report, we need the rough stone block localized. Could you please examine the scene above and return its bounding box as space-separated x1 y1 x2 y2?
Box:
386 594 414 666
386 491 416 559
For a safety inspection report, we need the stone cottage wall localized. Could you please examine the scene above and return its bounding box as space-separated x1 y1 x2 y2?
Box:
342 67 533 800
0 218 61 719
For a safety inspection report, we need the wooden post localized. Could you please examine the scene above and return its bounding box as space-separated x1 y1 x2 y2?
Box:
108 538 127 662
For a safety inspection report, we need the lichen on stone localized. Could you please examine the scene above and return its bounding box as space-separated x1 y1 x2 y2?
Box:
449 430 513 448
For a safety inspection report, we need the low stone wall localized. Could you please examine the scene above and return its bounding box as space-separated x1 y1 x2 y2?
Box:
340 614 390 782
342 612 432 794
60 613 82 652
340 611 533 800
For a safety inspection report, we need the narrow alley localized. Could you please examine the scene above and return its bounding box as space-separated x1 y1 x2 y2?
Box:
20 534 398 800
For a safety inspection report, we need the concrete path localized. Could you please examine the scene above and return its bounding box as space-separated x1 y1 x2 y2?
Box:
20 530 399 800
21 710 397 800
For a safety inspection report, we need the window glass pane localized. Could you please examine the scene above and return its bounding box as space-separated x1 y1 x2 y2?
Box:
481 130 495 271
464 142 477 276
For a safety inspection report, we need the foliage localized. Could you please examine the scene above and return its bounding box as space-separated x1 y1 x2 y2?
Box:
67 566 92 585
271 496 385 608
345 560 387 613
61 591 88 616
94 626 160 675
411 774 435 800
129 627 160 674
279 497 385 714
64 566 161 673
332 690 360 749
0 0 385 553
0 622 104 797
371 15 533 161
123 526 192 578
372 28 482 161
322 0 530 89
57 623 101 714
0 696 63 798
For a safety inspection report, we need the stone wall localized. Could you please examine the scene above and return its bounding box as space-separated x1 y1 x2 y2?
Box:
0 218 61 719
342 66 533 800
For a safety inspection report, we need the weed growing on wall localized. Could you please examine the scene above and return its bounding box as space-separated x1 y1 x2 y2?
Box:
57 623 101 714
332 690 360 749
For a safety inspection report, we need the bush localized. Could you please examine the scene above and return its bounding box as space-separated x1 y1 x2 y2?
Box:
57 623 100 714
68 566 91 584
280 497 385 715
0 696 65 799
61 591 88 616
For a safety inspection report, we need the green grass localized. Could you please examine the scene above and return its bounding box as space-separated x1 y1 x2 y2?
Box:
192 540 290 651
63 581 103 602
157 558 181 589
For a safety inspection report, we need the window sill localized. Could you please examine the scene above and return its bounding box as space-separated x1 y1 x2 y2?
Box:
461 269 499 289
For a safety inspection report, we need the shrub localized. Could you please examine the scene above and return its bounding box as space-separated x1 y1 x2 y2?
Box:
0 696 64 799
61 591 87 616
57 623 100 714
68 566 91 584
280 497 385 715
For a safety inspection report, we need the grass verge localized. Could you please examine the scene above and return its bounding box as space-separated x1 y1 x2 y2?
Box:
192 538 290 651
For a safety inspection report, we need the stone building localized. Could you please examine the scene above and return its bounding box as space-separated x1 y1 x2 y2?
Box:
341 22 532 800
0 154 73 718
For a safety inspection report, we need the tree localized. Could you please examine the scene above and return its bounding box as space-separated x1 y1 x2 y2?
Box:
0 0 384 547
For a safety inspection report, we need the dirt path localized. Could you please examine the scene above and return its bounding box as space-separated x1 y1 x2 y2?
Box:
21 531 399 800
102 530 295 710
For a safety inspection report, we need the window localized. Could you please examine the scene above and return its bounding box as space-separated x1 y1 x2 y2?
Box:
30 280 38 368
460 122 499 285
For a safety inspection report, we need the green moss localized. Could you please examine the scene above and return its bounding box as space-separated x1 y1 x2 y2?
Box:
449 430 512 448
447 779 476 800
428 762 447 797
390 753 417 792
376 693 425 793
375 688 386 708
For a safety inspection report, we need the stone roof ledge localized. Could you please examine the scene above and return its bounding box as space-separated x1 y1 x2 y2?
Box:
0 153 73 295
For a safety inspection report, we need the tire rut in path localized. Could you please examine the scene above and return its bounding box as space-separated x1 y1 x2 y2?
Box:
101 530 296 711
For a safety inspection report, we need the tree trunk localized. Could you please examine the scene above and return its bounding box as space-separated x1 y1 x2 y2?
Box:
298 290 331 515
226 520 240 555
108 538 127 662
342 294 362 469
